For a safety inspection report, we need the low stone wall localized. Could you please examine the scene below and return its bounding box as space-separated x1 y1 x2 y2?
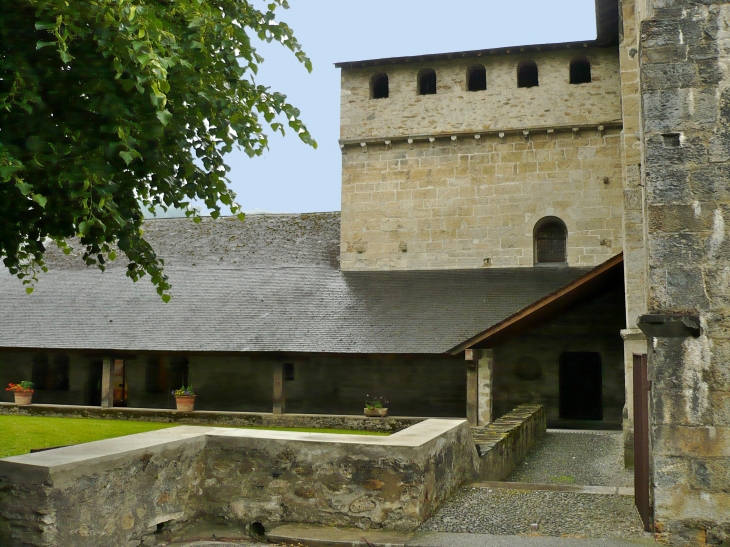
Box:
0 420 479 547
473 404 546 481
0 403 423 433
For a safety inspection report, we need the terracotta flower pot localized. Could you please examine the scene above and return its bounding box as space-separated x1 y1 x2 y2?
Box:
364 407 388 417
14 390 33 405
175 395 196 412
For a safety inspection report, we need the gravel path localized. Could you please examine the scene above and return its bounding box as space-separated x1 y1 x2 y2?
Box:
419 487 646 539
507 430 634 487
420 430 643 539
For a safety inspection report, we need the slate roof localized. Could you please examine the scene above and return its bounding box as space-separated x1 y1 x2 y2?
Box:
0 213 588 354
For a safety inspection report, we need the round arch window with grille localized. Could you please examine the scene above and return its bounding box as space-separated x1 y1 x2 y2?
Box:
535 219 567 263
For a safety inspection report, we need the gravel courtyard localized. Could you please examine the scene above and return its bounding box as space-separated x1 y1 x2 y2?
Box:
508 430 634 487
420 430 647 539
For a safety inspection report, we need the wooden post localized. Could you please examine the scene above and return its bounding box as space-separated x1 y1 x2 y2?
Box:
273 363 285 415
101 356 114 408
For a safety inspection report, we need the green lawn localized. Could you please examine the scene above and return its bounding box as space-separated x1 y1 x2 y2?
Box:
0 416 388 459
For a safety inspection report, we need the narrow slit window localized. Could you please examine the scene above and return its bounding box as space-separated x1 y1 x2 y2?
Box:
418 68 437 95
535 219 567 263
467 65 487 91
570 59 592 84
517 60 539 88
370 73 389 99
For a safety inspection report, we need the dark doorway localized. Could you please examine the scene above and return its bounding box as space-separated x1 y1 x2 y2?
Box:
87 360 103 406
113 359 127 407
559 352 603 420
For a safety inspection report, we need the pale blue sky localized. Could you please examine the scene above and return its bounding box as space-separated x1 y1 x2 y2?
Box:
226 0 598 215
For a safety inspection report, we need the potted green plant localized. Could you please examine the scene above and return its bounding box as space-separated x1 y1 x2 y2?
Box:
172 385 196 411
364 395 389 417
6 382 35 405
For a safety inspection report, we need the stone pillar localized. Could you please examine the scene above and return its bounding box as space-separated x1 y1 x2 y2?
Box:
466 359 477 426
618 0 649 469
621 329 648 468
465 349 494 427
100 356 114 408
639 2 730 542
272 363 285 415
477 350 494 426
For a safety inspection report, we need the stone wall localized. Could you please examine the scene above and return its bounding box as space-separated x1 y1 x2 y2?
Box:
0 427 209 547
640 1 730 544
473 404 547 481
0 420 479 546
492 283 626 427
340 128 624 271
340 48 621 141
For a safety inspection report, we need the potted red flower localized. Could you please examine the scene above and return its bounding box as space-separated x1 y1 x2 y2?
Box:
172 384 196 412
6 381 35 405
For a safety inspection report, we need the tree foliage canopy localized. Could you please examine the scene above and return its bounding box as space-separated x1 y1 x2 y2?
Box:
0 0 315 301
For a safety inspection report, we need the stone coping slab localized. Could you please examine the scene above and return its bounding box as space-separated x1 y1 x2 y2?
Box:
269 523 415 547
469 481 635 496
0 419 467 485
0 402 425 432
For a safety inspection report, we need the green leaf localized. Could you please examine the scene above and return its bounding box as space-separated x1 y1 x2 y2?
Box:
156 110 172 126
25 287 34 295
36 41 56 50
32 194 47 208
120 151 135 165
161 294 171 303
0 165 21 181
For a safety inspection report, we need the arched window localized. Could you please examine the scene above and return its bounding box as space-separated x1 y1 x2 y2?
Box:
534 218 567 263
467 65 487 91
517 60 539 88
570 58 592 84
418 68 437 95
370 73 389 99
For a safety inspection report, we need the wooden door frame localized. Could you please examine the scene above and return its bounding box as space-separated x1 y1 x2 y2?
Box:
633 353 653 532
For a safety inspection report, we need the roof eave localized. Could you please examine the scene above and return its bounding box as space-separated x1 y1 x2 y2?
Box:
448 253 624 355
334 39 612 70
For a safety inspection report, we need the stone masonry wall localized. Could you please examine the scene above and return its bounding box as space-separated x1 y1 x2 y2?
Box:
340 48 621 141
640 2 730 544
0 428 208 547
341 128 624 270
493 283 626 428
473 404 546 481
0 421 479 546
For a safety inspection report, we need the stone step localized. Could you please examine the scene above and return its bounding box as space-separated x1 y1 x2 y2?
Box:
469 480 635 496
268 523 414 547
